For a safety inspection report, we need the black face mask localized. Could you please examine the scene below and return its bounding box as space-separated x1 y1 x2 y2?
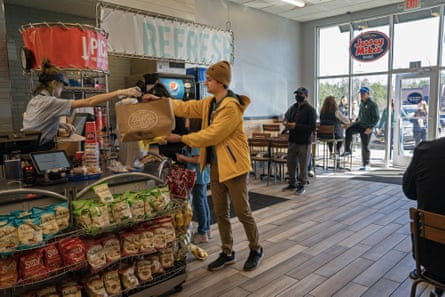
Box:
295 95 305 102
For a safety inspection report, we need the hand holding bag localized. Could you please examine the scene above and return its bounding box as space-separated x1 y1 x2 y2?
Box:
115 98 175 142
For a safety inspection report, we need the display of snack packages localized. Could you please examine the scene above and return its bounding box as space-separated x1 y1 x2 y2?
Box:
32 207 59 239
159 247 175 269
19 248 48 282
43 243 63 272
84 274 108 297
0 218 19 254
72 200 110 232
101 234 121 263
165 165 196 199
135 259 153 282
138 227 155 254
103 269 121 295
51 201 70 232
85 239 106 270
58 237 86 266
60 280 82 297
123 192 145 220
36 285 57 297
147 255 164 275
119 264 139 289
93 183 114 204
16 216 43 249
0 256 18 288
110 199 132 223
121 231 140 256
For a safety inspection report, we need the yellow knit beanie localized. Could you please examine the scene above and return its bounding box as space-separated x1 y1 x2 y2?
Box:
206 61 231 86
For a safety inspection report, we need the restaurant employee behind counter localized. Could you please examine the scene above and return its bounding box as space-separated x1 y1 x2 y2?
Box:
22 59 141 151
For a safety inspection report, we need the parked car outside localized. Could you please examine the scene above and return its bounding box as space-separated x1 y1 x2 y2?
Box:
372 104 415 150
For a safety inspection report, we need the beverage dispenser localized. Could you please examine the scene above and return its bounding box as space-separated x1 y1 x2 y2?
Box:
143 73 196 101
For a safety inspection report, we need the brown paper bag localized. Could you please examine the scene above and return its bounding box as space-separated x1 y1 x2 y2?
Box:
115 98 175 142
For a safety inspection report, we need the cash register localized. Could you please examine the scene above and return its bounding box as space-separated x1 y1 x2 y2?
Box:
30 150 72 185
0 130 41 181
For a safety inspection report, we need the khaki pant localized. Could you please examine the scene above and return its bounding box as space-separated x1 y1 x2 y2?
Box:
210 163 261 255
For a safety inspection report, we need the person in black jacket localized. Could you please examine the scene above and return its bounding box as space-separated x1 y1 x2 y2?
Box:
282 87 317 195
403 137 445 296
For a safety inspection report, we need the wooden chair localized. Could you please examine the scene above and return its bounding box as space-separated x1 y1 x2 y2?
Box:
249 133 271 180
268 135 289 184
409 208 445 297
262 124 281 137
316 124 337 171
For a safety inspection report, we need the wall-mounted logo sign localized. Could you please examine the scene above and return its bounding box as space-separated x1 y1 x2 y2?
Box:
350 31 390 62
407 92 423 104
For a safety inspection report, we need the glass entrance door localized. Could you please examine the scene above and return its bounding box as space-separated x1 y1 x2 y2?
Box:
393 72 436 167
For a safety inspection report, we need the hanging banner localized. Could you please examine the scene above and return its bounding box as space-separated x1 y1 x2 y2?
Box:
20 23 109 71
99 4 233 65
350 31 390 63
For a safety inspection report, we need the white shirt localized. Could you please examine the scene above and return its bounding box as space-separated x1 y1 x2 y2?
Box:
23 90 72 145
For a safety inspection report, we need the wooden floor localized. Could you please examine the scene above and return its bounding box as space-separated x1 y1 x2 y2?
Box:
167 166 436 297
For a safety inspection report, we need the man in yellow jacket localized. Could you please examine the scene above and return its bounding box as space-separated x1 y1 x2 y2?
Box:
147 61 263 271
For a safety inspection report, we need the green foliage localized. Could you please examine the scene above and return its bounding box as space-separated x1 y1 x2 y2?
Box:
318 78 388 111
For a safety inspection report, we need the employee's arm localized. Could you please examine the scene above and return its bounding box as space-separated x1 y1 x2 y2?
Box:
71 87 141 108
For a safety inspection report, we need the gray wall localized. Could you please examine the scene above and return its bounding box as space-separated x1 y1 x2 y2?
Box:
195 0 301 118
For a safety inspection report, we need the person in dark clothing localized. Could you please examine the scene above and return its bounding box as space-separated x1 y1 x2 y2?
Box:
282 87 317 195
403 137 445 296
319 95 350 156
340 87 379 170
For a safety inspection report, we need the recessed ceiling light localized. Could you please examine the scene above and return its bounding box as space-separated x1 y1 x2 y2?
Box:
281 0 306 8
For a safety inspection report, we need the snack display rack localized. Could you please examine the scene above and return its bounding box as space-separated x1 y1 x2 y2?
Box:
75 172 188 297
0 172 188 297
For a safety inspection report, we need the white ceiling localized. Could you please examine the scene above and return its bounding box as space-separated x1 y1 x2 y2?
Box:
228 0 405 22
5 0 406 23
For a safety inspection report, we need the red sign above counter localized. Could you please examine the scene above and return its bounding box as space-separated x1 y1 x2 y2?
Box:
20 23 109 71
349 31 390 63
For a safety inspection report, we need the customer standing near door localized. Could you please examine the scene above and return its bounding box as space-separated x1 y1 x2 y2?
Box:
282 87 317 195
144 61 263 272
340 87 379 170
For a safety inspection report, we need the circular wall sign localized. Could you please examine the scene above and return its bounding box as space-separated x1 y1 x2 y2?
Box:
350 31 390 62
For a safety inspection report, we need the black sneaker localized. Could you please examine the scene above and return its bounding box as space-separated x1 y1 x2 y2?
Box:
409 269 418 279
208 252 235 271
340 151 351 157
296 185 305 194
433 288 444 297
243 247 264 271
282 184 296 191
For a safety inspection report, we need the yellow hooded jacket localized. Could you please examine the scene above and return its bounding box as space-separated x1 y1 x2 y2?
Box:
171 93 252 183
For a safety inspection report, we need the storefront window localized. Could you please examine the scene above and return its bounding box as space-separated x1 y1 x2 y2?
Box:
352 75 387 111
317 77 349 112
319 25 350 76
393 8 439 69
